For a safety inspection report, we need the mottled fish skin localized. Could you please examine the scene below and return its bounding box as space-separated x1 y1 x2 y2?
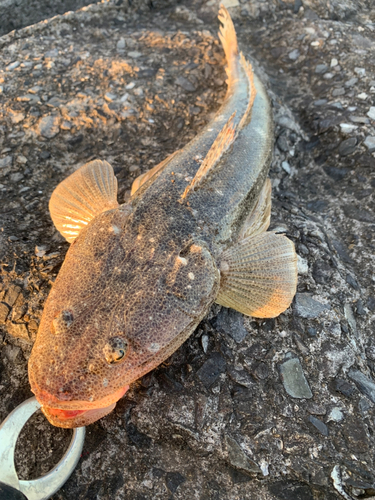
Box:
28 7 296 428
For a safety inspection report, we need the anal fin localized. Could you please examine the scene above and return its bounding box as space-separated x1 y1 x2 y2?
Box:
49 160 119 243
216 232 297 318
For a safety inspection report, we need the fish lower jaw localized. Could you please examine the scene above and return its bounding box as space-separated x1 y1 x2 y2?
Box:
41 403 117 428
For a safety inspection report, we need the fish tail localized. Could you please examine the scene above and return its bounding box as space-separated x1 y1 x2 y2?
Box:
218 5 240 92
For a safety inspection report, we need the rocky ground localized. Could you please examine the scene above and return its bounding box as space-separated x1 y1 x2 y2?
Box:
0 0 374 498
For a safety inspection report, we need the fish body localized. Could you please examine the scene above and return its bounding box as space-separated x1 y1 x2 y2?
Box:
28 7 297 428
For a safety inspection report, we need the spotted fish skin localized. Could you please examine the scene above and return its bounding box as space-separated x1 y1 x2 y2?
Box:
28 6 297 428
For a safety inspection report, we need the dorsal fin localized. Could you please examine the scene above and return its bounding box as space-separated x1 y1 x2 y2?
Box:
49 160 119 243
218 5 240 92
181 112 236 199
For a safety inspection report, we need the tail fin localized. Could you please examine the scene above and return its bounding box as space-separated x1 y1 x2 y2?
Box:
218 5 240 92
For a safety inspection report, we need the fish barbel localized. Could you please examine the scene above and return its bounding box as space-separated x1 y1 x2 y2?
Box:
28 6 297 428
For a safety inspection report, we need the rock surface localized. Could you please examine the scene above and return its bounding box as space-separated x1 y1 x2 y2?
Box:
0 0 375 499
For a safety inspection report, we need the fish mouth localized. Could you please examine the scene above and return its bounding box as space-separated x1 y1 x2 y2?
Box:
33 385 129 428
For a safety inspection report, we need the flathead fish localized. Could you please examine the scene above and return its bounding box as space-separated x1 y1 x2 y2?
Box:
28 6 297 428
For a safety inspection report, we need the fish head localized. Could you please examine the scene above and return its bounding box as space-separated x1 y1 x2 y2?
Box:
28 205 220 428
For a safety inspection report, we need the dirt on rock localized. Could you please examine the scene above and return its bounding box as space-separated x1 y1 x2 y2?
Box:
0 0 375 499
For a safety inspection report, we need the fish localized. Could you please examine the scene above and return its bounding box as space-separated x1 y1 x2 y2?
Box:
28 6 298 428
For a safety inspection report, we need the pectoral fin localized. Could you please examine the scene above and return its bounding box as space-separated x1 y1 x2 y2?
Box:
49 160 119 243
216 232 297 318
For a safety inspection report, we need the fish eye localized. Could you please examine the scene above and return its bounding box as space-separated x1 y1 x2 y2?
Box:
103 336 128 365
51 309 74 334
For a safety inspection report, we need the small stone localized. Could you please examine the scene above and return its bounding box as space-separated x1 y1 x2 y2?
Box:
349 115 369 124
7 322 30 342
165 472 186 493
0 155 13 168
327 407 344 422
221 0 240 7
0 302 10 324
308 415 328 436
16 155 27 164
215 307 248 343
330 58 338 67
343 205 373 223
354 67 366 77
117 38 126 50
196 352 226 388
367 107 375 120
323 73 334 79
279 355 313 399
332 88 345 96
38 115 60 139
9 110 25 124
297 256 308 275
314 99 327 106
339 123 358 134
334 378 356 397
345 77 358 87
348 369 375 404
315 64 328 74
288 49 300 61
4 285 22 307
35 245 48 258
346 274 359 290
104 92 117 102
294 293 330 319
6 61 20 71
281 161 291 174
176 76 196 92
201 334 209 353
363 136 375 152
338 137 357 156
125 82 136 90
225 435 261 474
128 51 142 59
133 88 143 97
344 303 357 335
357 92 368 100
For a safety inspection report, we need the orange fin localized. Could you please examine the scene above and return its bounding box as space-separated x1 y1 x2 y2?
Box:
131 150 180 196
182 112 236 199
218 5 240 92
49 160 119 243
216 232 298 318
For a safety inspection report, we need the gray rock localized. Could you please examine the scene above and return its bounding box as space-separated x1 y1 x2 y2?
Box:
279 355 313 399
343 205 373 223
175 76 196 92
344 77 358 87
288 49 300 60
338 137 357 156
6 61 20 71
215 307 248 343
332 88 345 96
366 106 375 121
308 415 328 436
348 370 375 404
0 155 13 168
128 50 142 59
225 435 261 474
196 352 226 388
38 115 60 139
117 38 126 51
294 293 330 319
363 136 375 152
344 303 357 335
315 64 328 74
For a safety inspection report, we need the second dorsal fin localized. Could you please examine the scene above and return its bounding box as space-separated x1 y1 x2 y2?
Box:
49 160 119 243
181 112 236 199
